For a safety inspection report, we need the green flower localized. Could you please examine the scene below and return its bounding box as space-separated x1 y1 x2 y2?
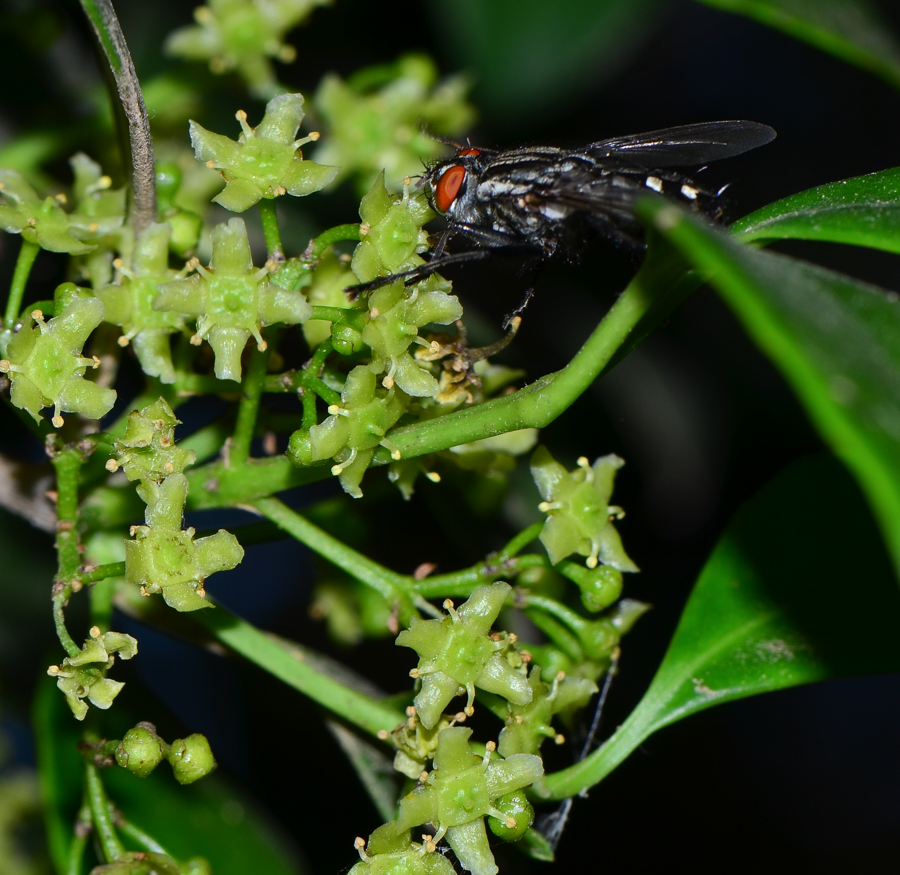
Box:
362 282 463 398
155 217 312 380
111 397 197 483
97 223 189 383
393 727 543 875
0 285 116 427
125 473 244 611
166 0 330 99
288 365 408 498
313 53 476 193
189 93 337 212
396 582 532 729
388 711 455 780
69 152 130 288
0 167 122 255
49 629 138 721
497 666 597 757
301 248 358 349
350 823 456 875
351 172 436 282
531 446 639 571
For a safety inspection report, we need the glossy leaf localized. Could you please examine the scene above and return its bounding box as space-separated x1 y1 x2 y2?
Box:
540 455 900 799
32 679 304 875
642 197 900 580
732 167 900 252
696 0 900 89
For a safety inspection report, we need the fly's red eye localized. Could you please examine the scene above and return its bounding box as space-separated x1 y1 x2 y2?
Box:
434 165 466 212
459 147 481 157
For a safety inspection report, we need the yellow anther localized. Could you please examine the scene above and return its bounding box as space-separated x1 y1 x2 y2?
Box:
89 626 101 638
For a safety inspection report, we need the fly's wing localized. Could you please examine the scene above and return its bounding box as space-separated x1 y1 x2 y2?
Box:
587 120 776 167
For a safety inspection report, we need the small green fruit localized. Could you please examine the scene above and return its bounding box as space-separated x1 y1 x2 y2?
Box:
167 733 217 784
115 722 167 778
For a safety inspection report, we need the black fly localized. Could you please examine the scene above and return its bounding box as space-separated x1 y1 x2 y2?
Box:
349 120 776 296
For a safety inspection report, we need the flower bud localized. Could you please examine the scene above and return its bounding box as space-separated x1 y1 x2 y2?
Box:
167 733 216 784
488 791 534 841
560 562 623 613
115 723 167 777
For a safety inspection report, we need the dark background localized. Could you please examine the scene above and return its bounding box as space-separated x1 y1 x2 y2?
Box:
2 0 900 872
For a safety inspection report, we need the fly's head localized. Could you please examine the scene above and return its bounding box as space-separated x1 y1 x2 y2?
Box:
423 146 490 224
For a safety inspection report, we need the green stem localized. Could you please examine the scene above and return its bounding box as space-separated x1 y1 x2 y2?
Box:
85 763 125 862
52 447 86 658
526 610 583 662
258 198 282 256
521 593 589 636
192 605 405 737
116 816 169 855
4 238 40 331
387 245 693 466
252 496 409 599
300 386 318 428
66 801 91 875
52 586 80 659
79 562 127 583
230 342 270 467
499 522 545 560
311 305 355 322
311 223 361 260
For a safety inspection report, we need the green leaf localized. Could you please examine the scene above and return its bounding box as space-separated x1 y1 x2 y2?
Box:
32 678 304 875
428 0 664 123
732 167 900 252
696 0 900 89
539 455 900 799
643 197 900 580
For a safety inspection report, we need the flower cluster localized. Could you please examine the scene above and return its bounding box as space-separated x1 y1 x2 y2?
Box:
48 628 138 721
397 582 531 729
189 92 337 212
313 53 476 193
155 217 312 380
0 166 122 256
0 284 117 427
121 399 244 611
288 365 408 498
364 728 543 875
165 0 330 99
531 446 639 571
97 223 190 384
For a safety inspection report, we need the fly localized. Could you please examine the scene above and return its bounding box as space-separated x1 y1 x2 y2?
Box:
348 120 776 297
